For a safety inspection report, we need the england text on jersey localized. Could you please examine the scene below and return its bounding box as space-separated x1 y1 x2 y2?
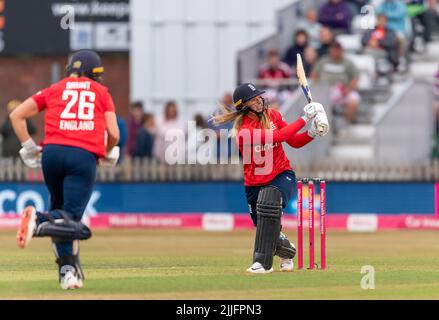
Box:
60 120 95 131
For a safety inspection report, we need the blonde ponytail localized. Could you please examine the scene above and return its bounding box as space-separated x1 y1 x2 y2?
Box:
211 104 272 137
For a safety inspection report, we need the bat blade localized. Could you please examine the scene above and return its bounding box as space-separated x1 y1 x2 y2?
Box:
296 53 313 103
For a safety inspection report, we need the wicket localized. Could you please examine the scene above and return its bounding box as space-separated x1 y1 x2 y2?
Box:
297 178 326 270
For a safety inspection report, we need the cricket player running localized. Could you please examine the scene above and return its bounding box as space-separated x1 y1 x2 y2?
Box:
10 50 120 289
213 83 329 273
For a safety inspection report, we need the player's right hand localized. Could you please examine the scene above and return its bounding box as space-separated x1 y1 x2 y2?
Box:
19 139 42 168
99 146 120 167
302 102 326 123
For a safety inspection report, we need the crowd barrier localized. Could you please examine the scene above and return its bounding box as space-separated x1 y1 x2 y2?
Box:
2 157 439 182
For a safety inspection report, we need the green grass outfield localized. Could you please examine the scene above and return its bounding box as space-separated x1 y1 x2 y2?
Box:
0 229 439 299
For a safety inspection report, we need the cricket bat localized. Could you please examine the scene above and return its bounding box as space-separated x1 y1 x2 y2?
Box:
296 53 313 103
297 53 329 135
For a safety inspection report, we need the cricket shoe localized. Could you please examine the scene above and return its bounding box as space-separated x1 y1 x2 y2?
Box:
280 258 294 272
246 262 273 274
60 266 83 290
16 206 37 249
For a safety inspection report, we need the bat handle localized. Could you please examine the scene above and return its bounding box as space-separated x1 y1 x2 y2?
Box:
301 86 313 103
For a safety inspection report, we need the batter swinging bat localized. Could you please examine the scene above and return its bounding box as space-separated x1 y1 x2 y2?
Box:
296 53 313 103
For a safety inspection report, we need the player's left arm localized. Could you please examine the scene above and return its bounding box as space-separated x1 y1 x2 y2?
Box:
287 131 314 148
9 98 40 144
9 98 42 168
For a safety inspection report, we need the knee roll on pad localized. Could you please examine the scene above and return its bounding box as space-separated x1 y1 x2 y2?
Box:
36 211 92 241
275 232 296 259
256 187 283 219
253 187 283 270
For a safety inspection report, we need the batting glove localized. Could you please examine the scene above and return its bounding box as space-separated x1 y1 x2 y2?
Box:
307 113 330 138
301 102 326 123
307 119 319 138
315 112 330 136
19 138 42 169
99 146 120 167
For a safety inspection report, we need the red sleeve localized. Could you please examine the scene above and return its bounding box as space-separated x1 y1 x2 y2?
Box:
272 109 288 129
287 131 314 148
273 109 314 148
31 87 50 111
104 92 116 112
238 118 306 146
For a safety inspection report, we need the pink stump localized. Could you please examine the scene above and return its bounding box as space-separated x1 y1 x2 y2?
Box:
308 181 315 270
320 180 326 270
297 180 303 270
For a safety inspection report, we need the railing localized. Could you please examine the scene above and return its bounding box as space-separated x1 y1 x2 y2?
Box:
0 158 44 181
0 157 243 183
2 157 439 182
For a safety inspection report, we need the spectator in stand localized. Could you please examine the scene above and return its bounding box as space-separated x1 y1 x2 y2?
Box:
127 101 144 156
303 46 319 75
317 26 335 58
154 100 186 163
208 93 234 162
194 114 208 131
283 29 310 69
116 116 127 164
1 100 37 157
258 49 293 104
188 114 211 163
318 0 354 34
133 113 155 158
377 0 408 59
377 0 408 35
407 0 437 46
259 49 293 86
297 9 322 49
311 41 361 124
362 14 399 69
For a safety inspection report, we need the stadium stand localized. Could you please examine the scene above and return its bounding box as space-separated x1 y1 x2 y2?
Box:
237 0 439 166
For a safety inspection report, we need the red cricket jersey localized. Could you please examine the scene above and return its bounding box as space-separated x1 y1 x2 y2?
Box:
32 76 115 158
237 108 313 186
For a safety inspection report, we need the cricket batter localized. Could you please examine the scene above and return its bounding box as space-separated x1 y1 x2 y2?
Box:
213 83 328 273
10 50 120 289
